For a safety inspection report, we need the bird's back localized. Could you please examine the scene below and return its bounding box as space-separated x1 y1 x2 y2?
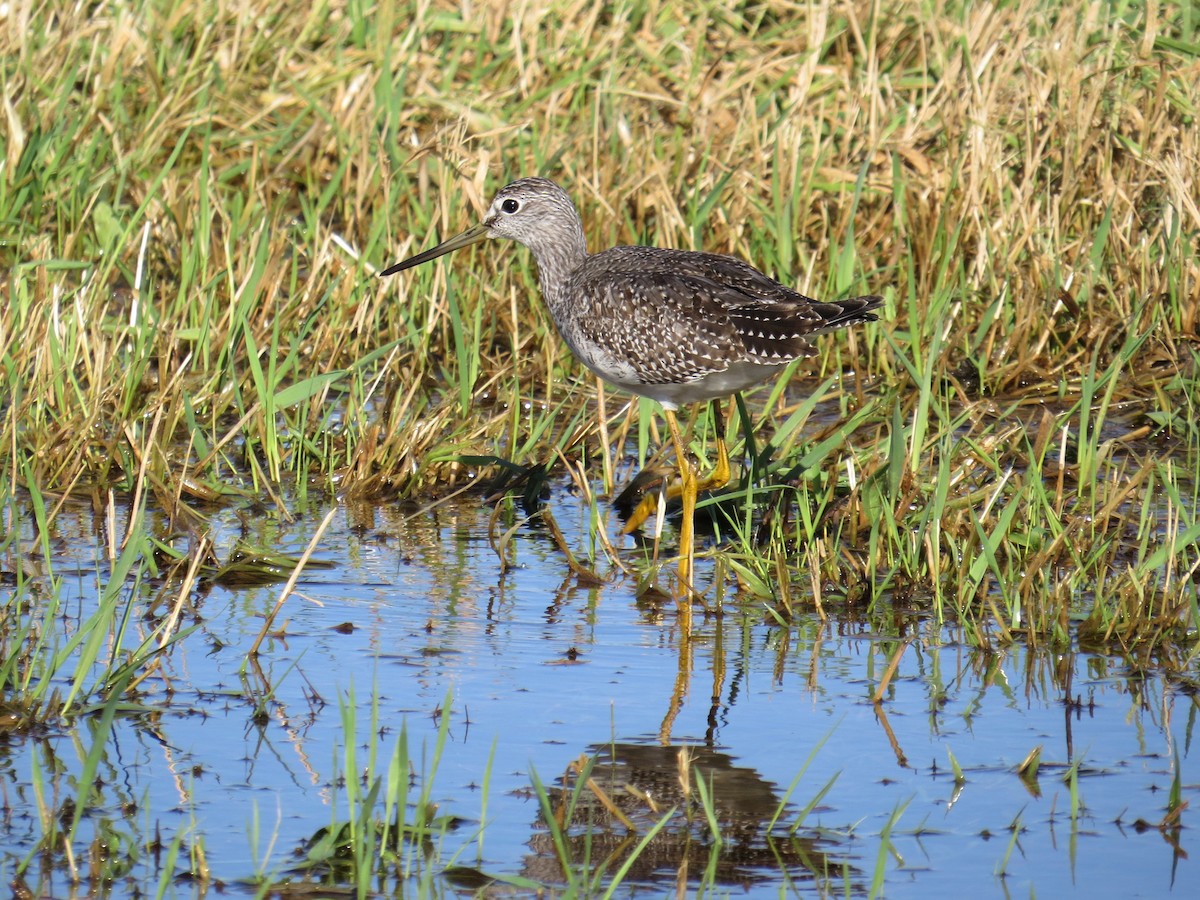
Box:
545 246 881 407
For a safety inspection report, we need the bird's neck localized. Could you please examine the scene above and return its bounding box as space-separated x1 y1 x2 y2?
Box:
526 223 588 308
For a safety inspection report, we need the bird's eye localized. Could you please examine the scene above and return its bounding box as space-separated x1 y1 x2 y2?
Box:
501 198 520 214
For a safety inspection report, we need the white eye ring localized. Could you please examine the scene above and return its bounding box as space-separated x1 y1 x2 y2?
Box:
501 198 520 214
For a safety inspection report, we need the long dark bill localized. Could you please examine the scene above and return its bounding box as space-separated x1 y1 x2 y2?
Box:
378 223 491 277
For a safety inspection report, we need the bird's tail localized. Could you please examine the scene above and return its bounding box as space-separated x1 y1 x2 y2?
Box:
809 294 885 333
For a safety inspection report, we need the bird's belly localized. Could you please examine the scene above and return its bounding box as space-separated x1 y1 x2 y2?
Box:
632 361 789 408
563 334 643 391
571 336 786 409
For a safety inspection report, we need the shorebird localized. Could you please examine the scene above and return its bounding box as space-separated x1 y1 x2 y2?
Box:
380 177 881 597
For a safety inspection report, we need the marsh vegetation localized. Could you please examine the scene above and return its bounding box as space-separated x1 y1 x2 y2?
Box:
1 0 1197 895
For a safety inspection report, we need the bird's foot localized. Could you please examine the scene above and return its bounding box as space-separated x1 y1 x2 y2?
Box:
617 438 731 536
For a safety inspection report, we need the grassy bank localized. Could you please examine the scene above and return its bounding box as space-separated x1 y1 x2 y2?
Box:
3 0 1198 644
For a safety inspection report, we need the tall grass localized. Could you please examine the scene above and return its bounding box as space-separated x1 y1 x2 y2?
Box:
4 1 1197 650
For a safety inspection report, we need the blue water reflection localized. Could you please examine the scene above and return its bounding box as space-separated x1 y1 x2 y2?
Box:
0 486 1194 897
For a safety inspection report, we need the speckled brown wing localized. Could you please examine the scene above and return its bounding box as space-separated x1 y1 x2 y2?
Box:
644 249 822 306
568 268 751 387
661 250 884 331
572 249 881 387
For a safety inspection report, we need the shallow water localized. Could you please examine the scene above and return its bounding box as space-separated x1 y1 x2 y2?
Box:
1 481 1196 897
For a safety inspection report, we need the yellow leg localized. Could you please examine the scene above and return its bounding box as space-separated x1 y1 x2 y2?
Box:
663 408 697 594
709 432 730 491
620 400 731 535
621 484 668 535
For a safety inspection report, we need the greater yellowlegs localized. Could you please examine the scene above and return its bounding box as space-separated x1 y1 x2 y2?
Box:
380 177 882 595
